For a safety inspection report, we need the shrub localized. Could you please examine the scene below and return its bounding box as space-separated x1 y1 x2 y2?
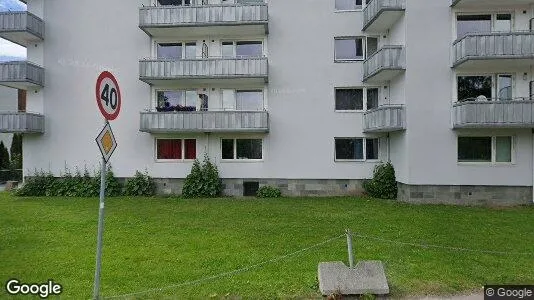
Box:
363 161 397 199
182 154 222 198
104 165 123 197
15 170 56 196
0 141 9 169
124 170 156 196
257 186 282 198
10 153 22 170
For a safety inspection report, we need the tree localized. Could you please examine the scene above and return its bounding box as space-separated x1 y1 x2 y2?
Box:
0 141 10 169
10 134 22 169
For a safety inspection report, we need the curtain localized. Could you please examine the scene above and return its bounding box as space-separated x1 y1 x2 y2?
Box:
157 140 182 159
184 139 197 160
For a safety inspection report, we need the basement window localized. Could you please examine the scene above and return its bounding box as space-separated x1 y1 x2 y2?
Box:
243 182 259 196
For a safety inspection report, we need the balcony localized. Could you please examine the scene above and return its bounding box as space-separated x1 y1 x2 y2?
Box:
0 61 44 90
451 0 533 8
140 110 269 133
453 32 534 70
0 11 44 47
453 99 534 128
0 112 44 134
363 105 406 133
139 3 268 38
363 46 405 83
139 57 268 85
363 0 405 32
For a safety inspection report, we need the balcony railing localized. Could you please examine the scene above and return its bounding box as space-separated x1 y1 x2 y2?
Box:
453 32 534 68
363 46 405 82
140 110 269 133
0 112 44 134
453 98 534 128
363 105 405 133
0 61 44 89
139 3 268 36
0 11 44 47
139 57 268 83
363 0 405 32
451 0 522 7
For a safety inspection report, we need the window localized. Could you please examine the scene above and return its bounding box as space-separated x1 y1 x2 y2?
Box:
158 0 191 5
335 138 379 161
236 41 263 57
157 43 182 59
157 90 198 110
236 90 263 111
456 14 512 38
458 136 513 163
157 42 196 59
335 87 379 111
156 139 196 160
366 37 378 57
336 89 363 110
457 75 492 101
457 74 514 102
222 139 263 160
335 37 364 61
222 42 234 58
335 0 370 10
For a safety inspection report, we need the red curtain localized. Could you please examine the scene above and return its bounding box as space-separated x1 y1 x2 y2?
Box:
184 139 196 159
157 139 182 159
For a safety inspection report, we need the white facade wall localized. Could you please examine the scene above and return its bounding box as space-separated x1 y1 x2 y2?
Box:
18 0 534 193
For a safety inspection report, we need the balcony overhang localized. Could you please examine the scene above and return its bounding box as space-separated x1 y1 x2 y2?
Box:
363 46 405 83
0 12 44 47
363 105 406 133
362 0 405 33
139 4 269 38
0 61 45 90
139 58 268 85
452 32 534 69
452 100 534 129
140 111 269 133
0 112 44 134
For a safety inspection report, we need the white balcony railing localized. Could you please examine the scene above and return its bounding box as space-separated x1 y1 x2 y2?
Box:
363 46 405 82
139 57 268 82
140 110 269 133
0 61 44 88
363 105 405 133
0 11 44 46
139 3 268 29
363 0 405 31
453 32 534 67
0 112 44 134
453 99 534 128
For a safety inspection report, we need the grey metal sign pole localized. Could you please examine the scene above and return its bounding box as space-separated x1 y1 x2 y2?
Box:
93 156 107 300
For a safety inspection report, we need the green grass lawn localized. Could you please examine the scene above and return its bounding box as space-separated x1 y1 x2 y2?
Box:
1 193 533 299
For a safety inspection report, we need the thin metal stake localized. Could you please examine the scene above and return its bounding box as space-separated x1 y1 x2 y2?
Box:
346 229 354 268
93 157 107 300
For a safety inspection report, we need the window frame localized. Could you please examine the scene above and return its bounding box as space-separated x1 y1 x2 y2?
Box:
454 12 515 39
334 0 370 12
154 88 200 110
220 138 264 162
334 36 366 62
457 135 516 165
455 73 515 102
334 87 381 112
155 41 197 60
220 40 264 58
155 138 197 162
334 137 380 162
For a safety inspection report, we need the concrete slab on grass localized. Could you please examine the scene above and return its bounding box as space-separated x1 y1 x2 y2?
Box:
318 261 389 296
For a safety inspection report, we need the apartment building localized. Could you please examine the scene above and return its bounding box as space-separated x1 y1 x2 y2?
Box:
0 0 532 205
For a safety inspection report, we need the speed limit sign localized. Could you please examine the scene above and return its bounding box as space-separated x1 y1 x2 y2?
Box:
95 71 121 121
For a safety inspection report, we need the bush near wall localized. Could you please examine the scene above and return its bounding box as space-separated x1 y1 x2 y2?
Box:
257 186 282 198
124 170 156 196
182 154 222 198
363 161 398 199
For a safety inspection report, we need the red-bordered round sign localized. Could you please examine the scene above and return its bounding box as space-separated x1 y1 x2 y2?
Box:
95 71 121 121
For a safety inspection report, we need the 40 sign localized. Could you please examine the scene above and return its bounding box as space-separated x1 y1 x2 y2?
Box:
95 71 121 121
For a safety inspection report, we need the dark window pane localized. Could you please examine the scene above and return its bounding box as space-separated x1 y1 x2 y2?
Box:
335 138 363 160
336 89 363 110
367 88 379 110
366 37 378 57
366 138 379 160
457 76 492 101
222 139 234 159
236 41 262 57
496 137 512 163
157 43 182 59
243 181 260 196
456 14 491 38
335 38 363 60
184 139 196 160
458 137 491 162
236 90 263 110
157 139 182 160
236 139 262 159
